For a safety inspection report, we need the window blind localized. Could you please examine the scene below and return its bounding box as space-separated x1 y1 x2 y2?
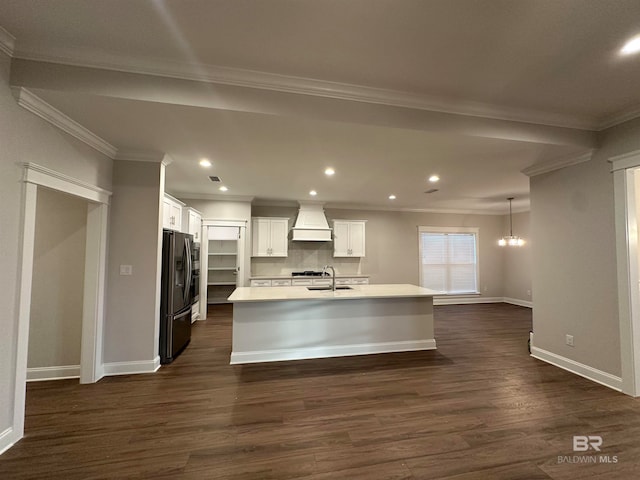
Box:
420 231 478 294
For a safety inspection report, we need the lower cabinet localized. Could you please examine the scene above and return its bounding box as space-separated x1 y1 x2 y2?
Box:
251 277 369 287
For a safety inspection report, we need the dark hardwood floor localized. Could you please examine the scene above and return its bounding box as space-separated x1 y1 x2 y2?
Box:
2 303 640 479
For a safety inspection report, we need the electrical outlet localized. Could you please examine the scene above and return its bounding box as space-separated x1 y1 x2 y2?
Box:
119 265 133 276
527 290 531 297
565 334 574 347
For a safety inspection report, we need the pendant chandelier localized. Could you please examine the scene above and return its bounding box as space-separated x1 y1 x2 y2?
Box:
498 197 525 247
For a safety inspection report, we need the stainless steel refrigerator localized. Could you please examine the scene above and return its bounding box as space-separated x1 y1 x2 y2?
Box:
160 229 195 364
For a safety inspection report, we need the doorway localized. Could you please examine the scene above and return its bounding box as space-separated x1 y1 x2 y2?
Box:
199 220 247 320
27 188 88 381
13 163 110 441
612 152 640 396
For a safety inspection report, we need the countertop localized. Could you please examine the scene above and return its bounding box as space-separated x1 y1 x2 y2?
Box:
228 284 441 303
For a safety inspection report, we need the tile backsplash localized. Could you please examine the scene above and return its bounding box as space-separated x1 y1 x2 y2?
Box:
251 240 362 276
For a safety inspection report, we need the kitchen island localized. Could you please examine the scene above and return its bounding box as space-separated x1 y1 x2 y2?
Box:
227 284 439 364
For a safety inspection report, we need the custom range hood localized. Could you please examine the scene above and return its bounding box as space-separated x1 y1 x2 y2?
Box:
291 202 332 241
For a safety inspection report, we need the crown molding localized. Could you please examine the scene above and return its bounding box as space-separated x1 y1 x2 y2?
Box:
248 197 525 214
0 25 15 57
115 150 172 165
12 87 117 158
323 202 519 216
521 151 593 177
251 199 299 208
172 192 255 202
598 104 640 131
12 50 599 131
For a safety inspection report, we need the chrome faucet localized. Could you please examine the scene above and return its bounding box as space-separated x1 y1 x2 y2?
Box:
322 265 336 291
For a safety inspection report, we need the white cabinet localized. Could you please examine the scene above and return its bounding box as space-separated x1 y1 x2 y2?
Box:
182 207 202 243
163 194 184 231
333 220 366 257
252 217 289 257
252 276 369 287
338 277 369 285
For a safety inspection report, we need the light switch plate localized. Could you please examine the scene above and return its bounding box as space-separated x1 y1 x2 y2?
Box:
120 265 133 276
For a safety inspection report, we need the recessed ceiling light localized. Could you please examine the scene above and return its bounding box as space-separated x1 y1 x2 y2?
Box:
219 186 228 192
309 190 317 196
389 194 396 200
429 175 440 183
199 159 212 167
325 167 335 176
621 35 640 55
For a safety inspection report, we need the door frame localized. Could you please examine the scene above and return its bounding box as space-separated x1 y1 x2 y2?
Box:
13 163 111 440
612 150 640 396
200 219 247 320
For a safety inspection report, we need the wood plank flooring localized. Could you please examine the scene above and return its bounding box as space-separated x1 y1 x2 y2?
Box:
2 303 640 479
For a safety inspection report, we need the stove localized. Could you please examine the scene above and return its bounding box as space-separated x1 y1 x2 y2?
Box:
291 271 329 277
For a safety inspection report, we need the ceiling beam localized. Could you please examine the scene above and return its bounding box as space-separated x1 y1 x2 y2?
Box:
10 59 598 149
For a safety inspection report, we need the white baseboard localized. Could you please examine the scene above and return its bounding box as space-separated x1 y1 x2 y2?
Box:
0 427 17 456
103 356 161 376
433 296 533 307
434 296 503 305
26 365 80 382
230 339 437 365
530 346 622 392
503 297 533 308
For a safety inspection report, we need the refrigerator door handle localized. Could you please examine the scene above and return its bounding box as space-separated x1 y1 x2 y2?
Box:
183 238 191 305
173 308 192 321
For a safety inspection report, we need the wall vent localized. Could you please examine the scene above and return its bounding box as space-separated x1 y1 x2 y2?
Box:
209 176 221 182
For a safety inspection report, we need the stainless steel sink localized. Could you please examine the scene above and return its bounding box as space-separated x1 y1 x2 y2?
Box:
307 286 353 291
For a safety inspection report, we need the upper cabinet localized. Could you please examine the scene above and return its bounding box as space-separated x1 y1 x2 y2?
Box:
162 194 185 231
182 207 203 243
252 217 289 257
333 220 366 257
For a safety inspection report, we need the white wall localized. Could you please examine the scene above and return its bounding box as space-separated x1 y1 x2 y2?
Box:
104 161 162 364
530 117 640 378
185 199 252 222
502 211 532 304
28 189 87 369
0 51 112 446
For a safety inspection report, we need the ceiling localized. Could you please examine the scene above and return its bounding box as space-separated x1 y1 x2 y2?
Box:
2 1 640 213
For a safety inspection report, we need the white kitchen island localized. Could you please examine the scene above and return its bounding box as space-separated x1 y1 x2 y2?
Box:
227 284 439 364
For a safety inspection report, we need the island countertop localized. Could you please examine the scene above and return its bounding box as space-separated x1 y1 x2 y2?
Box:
228 283 441 303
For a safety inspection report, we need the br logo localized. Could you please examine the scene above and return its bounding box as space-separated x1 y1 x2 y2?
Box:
573 436 603 452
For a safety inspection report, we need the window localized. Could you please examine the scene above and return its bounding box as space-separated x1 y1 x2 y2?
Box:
418 226 479 294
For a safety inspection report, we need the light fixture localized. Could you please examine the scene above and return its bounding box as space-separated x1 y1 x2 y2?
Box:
219 186 228 192
309 190 317 196
199 158 212 167
388 194 396 200
498 197 524 247
429 175 440 183
621 35 640 55
324 167 335 176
